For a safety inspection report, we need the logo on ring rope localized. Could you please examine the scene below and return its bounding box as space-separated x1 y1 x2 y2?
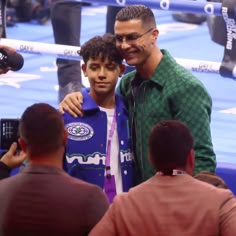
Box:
160 0 170 10
204 3 214 15
116 0 126 6
66 122 94 141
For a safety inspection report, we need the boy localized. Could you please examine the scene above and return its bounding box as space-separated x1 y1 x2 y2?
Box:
63 34 135 203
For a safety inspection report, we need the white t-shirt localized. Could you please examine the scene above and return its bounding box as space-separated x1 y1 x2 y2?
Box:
99 107 123 194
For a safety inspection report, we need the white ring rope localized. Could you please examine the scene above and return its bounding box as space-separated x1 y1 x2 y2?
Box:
0 38 222 76
77 0 223 16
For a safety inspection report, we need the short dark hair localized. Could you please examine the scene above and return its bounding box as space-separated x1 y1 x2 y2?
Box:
149 120 194 174
19 103 65 156
79 33 123 65
194 171 228 189
115 5 156 28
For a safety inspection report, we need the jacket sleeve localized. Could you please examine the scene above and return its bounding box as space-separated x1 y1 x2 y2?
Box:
86 186 110 234
88 204 116 236
219 191 236 236
170 80 216 174
0 161 11 180
89 194 125 236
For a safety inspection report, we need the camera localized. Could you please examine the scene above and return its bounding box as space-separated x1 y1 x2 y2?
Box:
0 49 24 71
0 119 20 155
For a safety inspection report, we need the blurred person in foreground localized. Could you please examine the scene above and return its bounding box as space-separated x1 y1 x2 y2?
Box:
0 103 109 236
89 120 236 236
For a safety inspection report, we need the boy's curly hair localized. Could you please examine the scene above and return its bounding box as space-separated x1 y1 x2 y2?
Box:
80 33 123 65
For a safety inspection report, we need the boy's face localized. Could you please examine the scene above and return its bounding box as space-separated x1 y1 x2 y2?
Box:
82 56 125 96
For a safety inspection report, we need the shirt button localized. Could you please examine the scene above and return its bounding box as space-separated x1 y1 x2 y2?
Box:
121 140 124 145
124 170 128 175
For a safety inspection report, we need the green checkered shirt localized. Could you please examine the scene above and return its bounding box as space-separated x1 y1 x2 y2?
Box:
118 49 216 182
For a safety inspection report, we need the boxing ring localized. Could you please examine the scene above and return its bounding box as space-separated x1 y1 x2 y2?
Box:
1 0 235 78
1 1 236 193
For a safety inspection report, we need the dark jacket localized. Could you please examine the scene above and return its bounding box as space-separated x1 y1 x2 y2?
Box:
0 161 11 180
0 163 109 236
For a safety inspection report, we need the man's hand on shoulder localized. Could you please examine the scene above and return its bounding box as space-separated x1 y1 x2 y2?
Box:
59 92 84 117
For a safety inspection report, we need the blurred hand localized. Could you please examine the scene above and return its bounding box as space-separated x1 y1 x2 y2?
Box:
0 67 10 75
0 45 16 53
0 142 26 169
0 45 16 75
59 92 84 117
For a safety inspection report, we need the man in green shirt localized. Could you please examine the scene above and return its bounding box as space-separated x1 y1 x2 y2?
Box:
59 5 216 183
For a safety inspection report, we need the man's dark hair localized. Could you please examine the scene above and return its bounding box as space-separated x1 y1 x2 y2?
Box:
19 103 64 156
149 120 194 174
194 171 228 189
79 33 123 65
115 5 156 28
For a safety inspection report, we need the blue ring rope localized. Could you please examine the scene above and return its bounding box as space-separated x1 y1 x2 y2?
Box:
75 0 222 16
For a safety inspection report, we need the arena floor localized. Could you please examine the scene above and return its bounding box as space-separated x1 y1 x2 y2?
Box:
1 5 236 187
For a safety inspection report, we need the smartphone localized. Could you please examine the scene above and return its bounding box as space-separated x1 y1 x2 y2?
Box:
0 118 20 156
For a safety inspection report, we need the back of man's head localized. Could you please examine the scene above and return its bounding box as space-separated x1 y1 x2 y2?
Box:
19 103 65 157
149 120 194 175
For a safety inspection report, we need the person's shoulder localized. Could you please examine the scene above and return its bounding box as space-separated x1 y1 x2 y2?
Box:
165 63 210 97
0 171 22 191
192 176 235 200
110 182 149 210
119 70 136 85
161 50 204 85
0 160 11 179
169 63 202 86
65 174 104 193
62 111 78 123
115 92 126 105
59 174 106 200
113 178 151 201
172 63 206 90
69 177 108 204
117 70 136 97
194 171 228 189
122 70 136 79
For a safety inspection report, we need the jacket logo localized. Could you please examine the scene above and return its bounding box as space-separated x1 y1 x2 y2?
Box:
65 122 94 141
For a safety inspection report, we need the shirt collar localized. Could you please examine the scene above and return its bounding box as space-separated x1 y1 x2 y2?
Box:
131 49 177 89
